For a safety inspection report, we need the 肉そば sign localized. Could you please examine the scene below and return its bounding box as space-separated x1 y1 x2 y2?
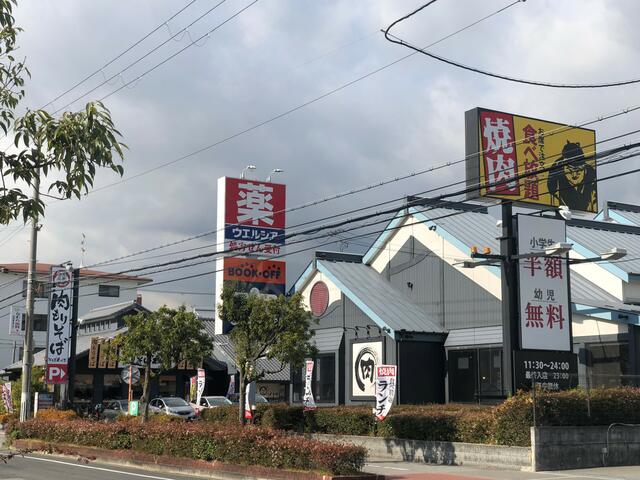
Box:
465 108 597 212
45 266 74 384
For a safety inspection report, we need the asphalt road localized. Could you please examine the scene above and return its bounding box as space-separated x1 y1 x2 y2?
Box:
365 460 640 480
3 454 640 480
0 454 202 480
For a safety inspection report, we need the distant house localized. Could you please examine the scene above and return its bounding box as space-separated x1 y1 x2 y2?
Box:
0 263 152 370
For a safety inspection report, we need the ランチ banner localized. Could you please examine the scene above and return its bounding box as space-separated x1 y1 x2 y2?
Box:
196 368 206 407
374 365 397 421
45 266 74 384
303 360 316 411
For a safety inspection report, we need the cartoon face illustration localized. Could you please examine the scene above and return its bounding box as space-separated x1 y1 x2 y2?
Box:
547 140 597 212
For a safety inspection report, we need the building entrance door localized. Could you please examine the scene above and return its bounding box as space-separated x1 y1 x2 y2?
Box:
448 350 477 402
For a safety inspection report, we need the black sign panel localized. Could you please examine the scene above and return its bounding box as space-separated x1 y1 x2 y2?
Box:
514 350 578 391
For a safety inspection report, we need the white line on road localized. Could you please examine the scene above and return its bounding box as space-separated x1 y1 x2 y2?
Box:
522 472 626 480
24 456 182 480
365 464 410 471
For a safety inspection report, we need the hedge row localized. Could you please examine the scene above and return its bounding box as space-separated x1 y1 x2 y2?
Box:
202 387 640 447
11 419 366 475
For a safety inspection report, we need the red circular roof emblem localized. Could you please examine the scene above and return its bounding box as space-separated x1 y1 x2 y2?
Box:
310 281 329 317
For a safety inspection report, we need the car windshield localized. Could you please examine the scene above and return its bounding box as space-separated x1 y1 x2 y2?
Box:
163 398 189 407
206 397 231 406
256 394 268 403
118 401 129 409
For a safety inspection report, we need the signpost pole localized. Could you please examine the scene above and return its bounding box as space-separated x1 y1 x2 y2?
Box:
128 365 132 404
19 173 40 422
500 202 519 397
65 267 80 408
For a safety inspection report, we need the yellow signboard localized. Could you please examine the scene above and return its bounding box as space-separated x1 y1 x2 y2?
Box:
465 108 597 212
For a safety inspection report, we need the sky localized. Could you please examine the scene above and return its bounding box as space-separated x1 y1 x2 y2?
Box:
3 0 640 311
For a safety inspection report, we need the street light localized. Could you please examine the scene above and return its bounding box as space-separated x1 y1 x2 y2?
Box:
240 165 256 179
266 168 283 182
600 248 627 261
544 242 573 257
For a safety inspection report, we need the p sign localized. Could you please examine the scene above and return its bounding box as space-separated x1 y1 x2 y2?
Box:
46 364 68 384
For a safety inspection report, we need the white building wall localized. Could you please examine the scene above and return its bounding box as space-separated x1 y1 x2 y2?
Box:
369 214 502 299
0 271 141 369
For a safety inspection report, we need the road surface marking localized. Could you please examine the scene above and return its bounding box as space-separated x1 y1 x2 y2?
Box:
24 456 181 480
366 464 410 471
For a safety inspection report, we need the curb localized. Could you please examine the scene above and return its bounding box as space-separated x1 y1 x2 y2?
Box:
12 439 382 480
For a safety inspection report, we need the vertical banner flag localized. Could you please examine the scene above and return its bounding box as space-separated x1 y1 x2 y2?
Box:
9 306 24 336
517 215 571 351
190 376 197 403
374 365 397 421
226 374 235 398
196 368 206 407
303 360 316 411
45 266 74 384
1 382 13 413
244 381 256 420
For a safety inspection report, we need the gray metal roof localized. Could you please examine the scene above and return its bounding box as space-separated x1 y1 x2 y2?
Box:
567 222 640 275
571 272 640 314
80 301 147 324
610 208 640 226
312 327 343 352
413 206 501 252
212 335 290 382
317 259 444 334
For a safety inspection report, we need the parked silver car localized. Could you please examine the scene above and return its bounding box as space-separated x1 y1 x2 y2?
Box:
102 399 129 420
148 397 196 420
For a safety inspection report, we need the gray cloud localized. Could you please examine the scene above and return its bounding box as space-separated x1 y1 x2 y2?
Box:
3 0 639 304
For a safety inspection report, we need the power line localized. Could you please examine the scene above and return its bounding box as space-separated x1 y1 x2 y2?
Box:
384 0 640 89
14 140 640 298
52 0 230 114
86 113 640 270
1 156 639 313
82 0 523 196
43 0 201 110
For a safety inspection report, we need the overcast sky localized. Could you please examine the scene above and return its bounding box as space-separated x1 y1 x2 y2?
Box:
4 0 640 310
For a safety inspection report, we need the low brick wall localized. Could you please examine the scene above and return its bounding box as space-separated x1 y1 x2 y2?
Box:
531 425 640 471
310 434 531 471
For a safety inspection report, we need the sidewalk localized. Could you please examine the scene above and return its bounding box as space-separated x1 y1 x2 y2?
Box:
365 459 640 480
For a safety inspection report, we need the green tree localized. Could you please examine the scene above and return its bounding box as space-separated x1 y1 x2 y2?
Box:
219 284 316 423
116 306 213 421
0 0 125 224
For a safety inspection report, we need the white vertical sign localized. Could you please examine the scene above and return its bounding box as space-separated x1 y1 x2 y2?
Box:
518 216 571 351
374 365 396 421
303 360 316 411
9 306 24 336
45 266 74 384
196 368 205 407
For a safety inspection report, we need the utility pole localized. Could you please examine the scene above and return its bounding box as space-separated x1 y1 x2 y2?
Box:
500 202 518 397
65 266 80 407
19 174 40 422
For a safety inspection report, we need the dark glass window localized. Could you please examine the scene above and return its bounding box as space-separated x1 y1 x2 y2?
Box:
20 313 47 332
478 348 502 396
99 285 120 297
314 353 336 403
292 366 303 403
586 342 629 387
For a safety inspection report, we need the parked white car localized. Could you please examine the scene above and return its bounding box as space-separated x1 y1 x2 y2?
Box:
148 397 196 420
191 395 233 412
